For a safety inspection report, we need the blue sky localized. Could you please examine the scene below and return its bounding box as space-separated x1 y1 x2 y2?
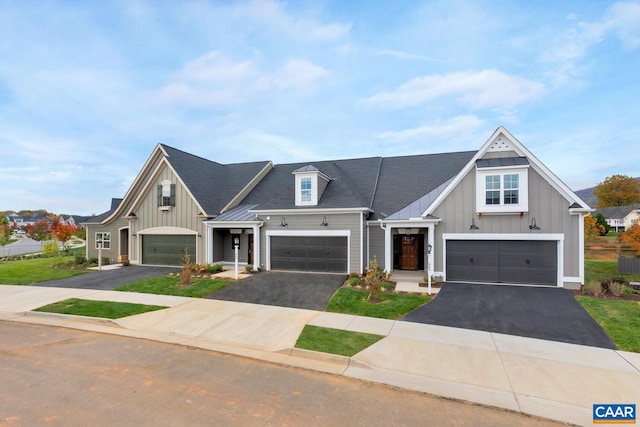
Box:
1 0 639 215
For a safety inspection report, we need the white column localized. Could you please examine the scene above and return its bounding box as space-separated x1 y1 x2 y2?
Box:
253 224 260 271
206 226 214 263
428 224 435 279
384 225 391 272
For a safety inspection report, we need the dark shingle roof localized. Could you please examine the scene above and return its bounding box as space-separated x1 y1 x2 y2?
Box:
161 145 270 215
241 150 477 220
592 205 640 219
84 198 123 223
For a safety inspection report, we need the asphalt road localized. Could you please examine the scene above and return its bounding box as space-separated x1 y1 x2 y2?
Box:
0 322 561 427
0 237 50 257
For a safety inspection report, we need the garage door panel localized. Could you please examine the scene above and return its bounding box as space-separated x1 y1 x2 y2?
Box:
270 236 347 273
446 240 557 286
142 235 195 266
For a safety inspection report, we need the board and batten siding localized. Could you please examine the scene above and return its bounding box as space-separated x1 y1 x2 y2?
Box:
129 166 206 263
431 163 580 284
259 212 364 274
86 219 128 263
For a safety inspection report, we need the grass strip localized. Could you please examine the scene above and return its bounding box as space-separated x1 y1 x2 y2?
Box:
585 259 640 284
0 256 88 285
295 325 384 357
115 275 231 298
576 295 640 353
34 298 167 319
325 288 430 319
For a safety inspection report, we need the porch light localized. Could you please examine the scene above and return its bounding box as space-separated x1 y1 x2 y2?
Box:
529 217 541 231
427 243 432 254
469 218 479 230
320 216 328 227
280 217 288 227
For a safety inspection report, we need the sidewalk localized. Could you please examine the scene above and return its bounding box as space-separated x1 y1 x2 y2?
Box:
1 285 639 426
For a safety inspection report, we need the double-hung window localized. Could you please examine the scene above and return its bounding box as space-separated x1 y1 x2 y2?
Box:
300 177 312 203
476 166 528 213
95 232 111 249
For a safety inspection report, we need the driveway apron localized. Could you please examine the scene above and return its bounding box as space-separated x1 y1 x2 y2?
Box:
34 266 179 290
206 271 345 311
401 282 617 349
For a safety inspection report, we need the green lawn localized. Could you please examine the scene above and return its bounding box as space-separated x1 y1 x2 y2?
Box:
324 288 431 319
115 275 231 298
34 298 167 319
576 296 640 352
0 256 88 285
295 325 384 356
585 259 640 284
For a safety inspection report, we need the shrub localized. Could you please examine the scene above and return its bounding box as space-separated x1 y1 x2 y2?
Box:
75 255 87 265
206 264 224 273
180 248 192 285
88 257 99 265
347 276 361 286
582 281 603 297
101 257 110 265
364 256 391 301
609 282 627 297
245 265 254 273
42 240 59 257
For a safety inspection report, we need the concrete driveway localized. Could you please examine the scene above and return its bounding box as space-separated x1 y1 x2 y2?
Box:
206 271 345 311
401 282 617 349
34 266 179 290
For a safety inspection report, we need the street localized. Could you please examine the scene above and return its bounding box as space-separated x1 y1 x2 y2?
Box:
0 237 49 257
0 322 561 426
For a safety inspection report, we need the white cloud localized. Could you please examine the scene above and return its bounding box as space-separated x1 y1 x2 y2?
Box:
606 1 640 49
374 115 485 141
363 69 545 110
371 48 440 62
272 59 329 90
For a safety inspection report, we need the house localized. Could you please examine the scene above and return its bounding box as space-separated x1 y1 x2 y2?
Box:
85 127 591 289
592 206 640 233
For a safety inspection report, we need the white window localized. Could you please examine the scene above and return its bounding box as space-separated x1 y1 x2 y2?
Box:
300 177 312 203
95 232 111 249
158 180 175 209
476 168 528 214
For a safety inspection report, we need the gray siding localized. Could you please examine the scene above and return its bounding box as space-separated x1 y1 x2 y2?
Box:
318 176 330 200
259 212 364 274
368 224 385 270
86 219 128 263
432 164 579 285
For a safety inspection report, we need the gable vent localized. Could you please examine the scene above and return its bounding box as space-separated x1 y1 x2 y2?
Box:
487 136 512 152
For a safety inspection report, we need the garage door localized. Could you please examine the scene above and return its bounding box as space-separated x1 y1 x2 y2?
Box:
270 236 347 273
142 235 196 266
446 240 557 286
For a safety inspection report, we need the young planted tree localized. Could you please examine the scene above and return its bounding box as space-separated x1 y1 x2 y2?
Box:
26 219 52 243
594 174 640 207
364 256 391 302
52 223 77 250
180 247 192 285
0 217 11 255
620 224 640 256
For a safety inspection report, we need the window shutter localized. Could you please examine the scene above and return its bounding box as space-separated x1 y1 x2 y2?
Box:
157 185 162 206
170 184 176 206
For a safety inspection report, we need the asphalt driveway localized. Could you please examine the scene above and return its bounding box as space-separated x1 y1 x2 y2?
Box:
206 272 346 311
401 282 617 349
34 266 179 290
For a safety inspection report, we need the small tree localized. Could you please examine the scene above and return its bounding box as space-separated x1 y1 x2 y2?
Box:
364 256 391 302
52 223 77 250
180 247 192 285
584 215 604 241
26 219 52 244
0 217 11 256
620 224 640 256
593 212 610 235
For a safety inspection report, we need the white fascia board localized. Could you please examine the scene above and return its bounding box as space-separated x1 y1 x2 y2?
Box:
569 207 594 215
249 207 372 215
375 218 441 227
442 232 564 241
138 226 198 235
204 220 263 228
101 144 167 224
423 126 590 216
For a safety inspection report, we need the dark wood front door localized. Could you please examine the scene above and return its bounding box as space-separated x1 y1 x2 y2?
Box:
400 235 418 270
247 234 254 265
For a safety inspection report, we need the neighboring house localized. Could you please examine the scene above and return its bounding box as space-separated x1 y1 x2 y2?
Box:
592 206 640 232
60 215 92 229
6 213 49 228
85 127 591 289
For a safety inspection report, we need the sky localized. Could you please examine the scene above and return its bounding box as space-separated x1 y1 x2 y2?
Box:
1 0 639 216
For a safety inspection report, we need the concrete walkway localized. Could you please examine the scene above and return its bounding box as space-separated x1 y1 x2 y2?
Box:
0 285 638 426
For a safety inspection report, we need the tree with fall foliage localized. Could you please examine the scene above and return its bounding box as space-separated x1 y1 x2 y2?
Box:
594 174 640 207
0 216 11 252
620 224 640 256
26 218 52 243
52 222 77 249
593 212 610 235
584 215 604 240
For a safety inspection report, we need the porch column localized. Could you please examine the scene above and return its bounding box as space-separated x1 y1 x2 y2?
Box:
384 225 392 272
427 224 435 281
206 225 214 264
252 224 260 271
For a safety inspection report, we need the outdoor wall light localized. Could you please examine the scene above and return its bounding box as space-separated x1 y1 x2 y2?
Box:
280 217 288 227
427 243 432 254
320 216 328 227
529 217 541 231
469 218 480 230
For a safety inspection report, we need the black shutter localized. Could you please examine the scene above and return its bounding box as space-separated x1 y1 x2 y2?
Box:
157 185 162 206
170 184 176 206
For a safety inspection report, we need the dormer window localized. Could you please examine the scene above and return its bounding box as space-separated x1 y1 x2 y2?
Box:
293 165 331 207
475 157 528 214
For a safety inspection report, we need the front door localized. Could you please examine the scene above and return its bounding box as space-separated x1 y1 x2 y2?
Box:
247 234 254 265
400 235 418 270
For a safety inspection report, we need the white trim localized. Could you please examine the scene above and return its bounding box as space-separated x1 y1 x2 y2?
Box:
265 229 351 272
359 212 364 274
578 213 586 284
475 167 529 214
250 207 372 215
441 233 564 287
138 227 198 236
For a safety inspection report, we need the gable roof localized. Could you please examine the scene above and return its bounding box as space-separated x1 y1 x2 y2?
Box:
592 205 640 219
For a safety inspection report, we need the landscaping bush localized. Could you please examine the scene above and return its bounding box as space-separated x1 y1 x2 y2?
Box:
75 256 87 265
245 265 254 273
609 282 627 297
582 281 603 297
88 257 98 265
206 264 224 273
42 240 59 257
101 257 110 265
347 276 361 286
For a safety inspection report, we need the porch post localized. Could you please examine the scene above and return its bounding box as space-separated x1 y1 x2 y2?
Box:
384 225 392 272
206 225 214 264
252 224 260 271
428 224 435 282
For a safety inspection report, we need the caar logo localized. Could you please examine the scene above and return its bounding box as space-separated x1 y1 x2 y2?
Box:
593 404 636 424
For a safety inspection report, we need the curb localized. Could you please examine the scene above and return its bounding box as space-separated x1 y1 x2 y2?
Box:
23 311 123 327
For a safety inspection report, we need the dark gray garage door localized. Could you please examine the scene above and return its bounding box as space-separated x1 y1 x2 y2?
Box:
270 236 347 273
142 235 196 266
446 240 557 286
